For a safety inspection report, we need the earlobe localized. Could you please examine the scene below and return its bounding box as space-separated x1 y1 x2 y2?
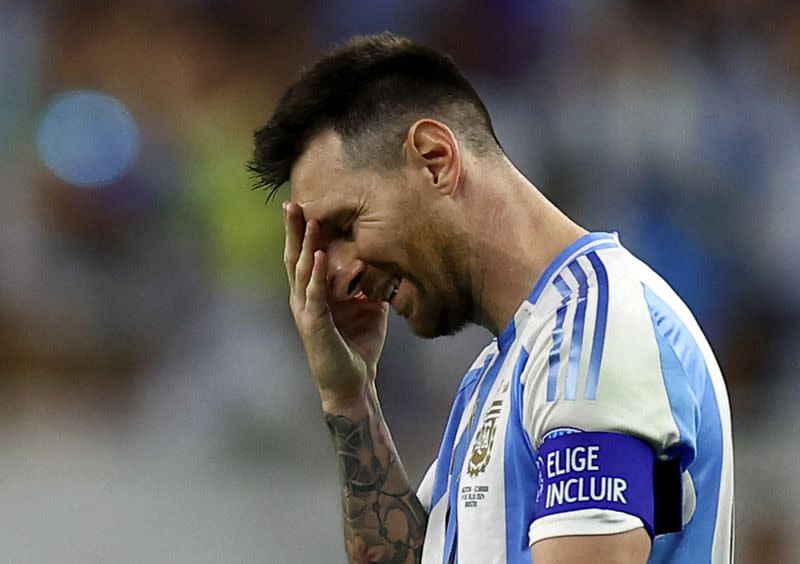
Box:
406 119 460 195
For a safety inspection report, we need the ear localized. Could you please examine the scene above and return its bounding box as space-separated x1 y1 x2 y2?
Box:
405 119 461 195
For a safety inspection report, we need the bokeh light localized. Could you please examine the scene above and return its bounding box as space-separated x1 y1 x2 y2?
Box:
36 90 140 188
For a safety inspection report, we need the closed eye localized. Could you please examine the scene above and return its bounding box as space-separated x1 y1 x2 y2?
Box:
319 207 359 243
339 221 355 241
334 211 357 242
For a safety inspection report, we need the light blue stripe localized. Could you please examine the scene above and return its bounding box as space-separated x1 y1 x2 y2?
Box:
511 347 534 456
442 426 470 562
443 330 513 563
546 275 572 402
642 285 702 467
430 359 488 509
565 261 589 400
504 346 536 563
643 284 724 563
584 251 609 400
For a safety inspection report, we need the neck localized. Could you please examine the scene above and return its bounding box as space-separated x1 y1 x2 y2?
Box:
465 159 587 335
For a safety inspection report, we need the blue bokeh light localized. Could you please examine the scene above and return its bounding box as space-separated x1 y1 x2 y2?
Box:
36 90 140 188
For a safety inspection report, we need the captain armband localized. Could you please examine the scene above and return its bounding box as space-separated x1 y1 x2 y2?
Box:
535 431 672 538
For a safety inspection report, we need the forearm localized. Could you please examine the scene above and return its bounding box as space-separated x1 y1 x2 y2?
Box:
324 384 428 564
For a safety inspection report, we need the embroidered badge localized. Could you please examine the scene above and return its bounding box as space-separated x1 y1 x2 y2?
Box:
467 399 503 477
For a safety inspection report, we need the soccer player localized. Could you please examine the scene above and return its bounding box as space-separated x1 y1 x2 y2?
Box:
249 33 733 564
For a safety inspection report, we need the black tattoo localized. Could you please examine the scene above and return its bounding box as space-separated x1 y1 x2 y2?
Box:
326 408 427 563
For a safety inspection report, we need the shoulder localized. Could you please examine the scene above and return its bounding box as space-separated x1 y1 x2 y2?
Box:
515 241 656 388
515 241 695 454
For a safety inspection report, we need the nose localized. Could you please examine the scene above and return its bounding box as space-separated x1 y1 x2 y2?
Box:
326 241 366 302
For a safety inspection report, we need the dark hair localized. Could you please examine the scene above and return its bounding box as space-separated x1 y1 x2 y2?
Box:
248 32 501 199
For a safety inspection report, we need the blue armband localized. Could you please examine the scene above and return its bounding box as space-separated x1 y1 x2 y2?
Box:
535 431 657 538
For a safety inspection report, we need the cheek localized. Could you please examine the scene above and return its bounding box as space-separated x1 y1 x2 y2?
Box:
355 229 383 254
363 221 413 256
354 229 403 269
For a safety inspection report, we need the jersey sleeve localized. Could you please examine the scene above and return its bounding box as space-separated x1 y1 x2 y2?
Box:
417 459 437 513
519 254 699 546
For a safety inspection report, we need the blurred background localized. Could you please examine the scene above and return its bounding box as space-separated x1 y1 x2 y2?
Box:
0 0 797 561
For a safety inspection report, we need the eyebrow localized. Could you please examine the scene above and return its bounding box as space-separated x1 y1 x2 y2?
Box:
298 194 359 229
305 206 357 241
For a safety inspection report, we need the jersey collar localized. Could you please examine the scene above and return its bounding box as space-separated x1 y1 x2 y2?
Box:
527 232 619 305
495 231 619 351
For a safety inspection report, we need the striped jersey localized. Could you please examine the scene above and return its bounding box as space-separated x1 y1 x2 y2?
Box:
417 232 734 563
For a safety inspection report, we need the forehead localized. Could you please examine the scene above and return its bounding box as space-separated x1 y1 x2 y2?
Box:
290 129 398 222
290 129 350 208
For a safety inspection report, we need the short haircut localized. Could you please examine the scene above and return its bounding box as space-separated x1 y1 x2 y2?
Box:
248 32 502 199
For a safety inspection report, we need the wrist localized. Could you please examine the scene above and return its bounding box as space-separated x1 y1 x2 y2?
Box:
320 382 377 416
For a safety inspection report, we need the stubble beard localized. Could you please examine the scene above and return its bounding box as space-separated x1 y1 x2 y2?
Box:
412 228 474 339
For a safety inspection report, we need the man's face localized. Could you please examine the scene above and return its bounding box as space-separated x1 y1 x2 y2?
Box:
289 129 472 338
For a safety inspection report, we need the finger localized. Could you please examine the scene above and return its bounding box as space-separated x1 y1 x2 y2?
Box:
283 202 305 291
295 219 318 308
306 250 331 318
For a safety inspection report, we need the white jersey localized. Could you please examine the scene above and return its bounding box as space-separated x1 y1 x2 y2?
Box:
417 232 734 563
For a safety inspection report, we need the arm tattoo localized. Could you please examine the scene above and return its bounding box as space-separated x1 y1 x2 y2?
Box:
326 407 428 564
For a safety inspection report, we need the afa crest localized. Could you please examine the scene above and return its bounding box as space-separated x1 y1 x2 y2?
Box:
467 399 503 477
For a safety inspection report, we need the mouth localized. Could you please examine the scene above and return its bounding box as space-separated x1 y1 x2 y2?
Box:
352 276 401 303
384 276 401 303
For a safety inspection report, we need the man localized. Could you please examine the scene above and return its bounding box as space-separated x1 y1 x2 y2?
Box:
249 33 733 564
